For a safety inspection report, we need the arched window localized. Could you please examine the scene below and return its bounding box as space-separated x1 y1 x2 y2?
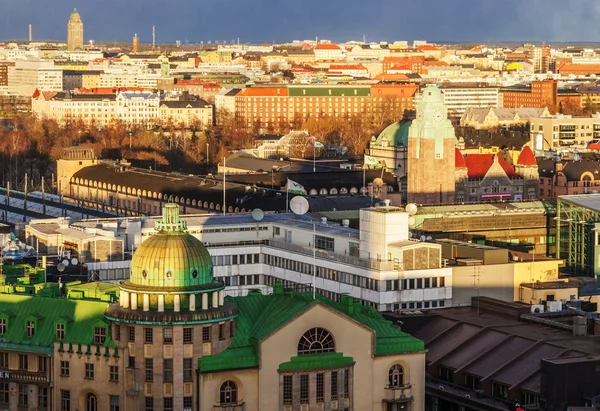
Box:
219 381 238 404
297 327 335 355
388 365 404 388
86 393 97 411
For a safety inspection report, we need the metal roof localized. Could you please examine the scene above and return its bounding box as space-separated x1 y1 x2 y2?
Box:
559 193 600 213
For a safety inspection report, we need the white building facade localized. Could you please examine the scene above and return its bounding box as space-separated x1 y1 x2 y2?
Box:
27 204 453 312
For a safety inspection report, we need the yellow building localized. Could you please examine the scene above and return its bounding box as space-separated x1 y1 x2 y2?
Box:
159 99 214 128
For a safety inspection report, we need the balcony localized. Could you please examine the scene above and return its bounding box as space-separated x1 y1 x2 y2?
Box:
213 403 244 411
267 239 396 271
385 383 413 402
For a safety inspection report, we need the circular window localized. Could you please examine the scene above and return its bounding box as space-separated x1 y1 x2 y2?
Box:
142 270 147 279
166 271 172 279
192 269 198 279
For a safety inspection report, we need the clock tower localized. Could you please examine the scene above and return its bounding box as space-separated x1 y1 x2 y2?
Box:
407 85 456 204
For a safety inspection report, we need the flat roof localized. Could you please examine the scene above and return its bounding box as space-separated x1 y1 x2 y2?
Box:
558 194 600 213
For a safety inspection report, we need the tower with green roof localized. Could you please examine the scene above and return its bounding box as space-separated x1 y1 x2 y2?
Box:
105 203 237 410
67 8 84 51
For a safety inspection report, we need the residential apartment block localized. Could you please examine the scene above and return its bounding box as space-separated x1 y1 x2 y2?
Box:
233 84 417 130
530 114 600 150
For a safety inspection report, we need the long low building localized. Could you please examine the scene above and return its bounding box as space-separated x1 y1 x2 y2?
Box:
25 202 565 313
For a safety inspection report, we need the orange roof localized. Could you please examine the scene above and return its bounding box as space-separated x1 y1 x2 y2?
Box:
417 45 442 51
423 60 448 66
329 64 366 70
240 87 288 97
315 44 341 50
371 84 417 97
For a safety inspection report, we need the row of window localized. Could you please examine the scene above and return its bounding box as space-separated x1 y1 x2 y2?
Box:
0 352 47 373
0 383 49 408
117 324 229 344
144 396 193 411
385 277 446 291
60 391 120 411
59 361 119 382
282 369 351 405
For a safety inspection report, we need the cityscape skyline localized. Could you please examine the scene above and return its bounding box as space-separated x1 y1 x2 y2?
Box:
1 0 600 44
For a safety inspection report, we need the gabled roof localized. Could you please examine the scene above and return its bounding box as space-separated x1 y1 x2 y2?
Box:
464 154 518 179
199 289 424 372
516 145 537 166
315 44 341 50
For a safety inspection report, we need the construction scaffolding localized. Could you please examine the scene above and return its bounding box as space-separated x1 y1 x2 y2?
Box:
556 195 600 277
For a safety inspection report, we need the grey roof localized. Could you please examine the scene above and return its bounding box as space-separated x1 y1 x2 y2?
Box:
463 336 536 378
559 193 600 213
159 99 211 109
437 329 510 370
491 343 567 387
426 323 482 363
411 317 459 344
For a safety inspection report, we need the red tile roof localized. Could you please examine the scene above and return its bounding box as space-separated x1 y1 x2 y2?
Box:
329 64 366 70
315 44 341 50
464 154 517 179
240 87 288 97
516 145 537 166
455 148 467 168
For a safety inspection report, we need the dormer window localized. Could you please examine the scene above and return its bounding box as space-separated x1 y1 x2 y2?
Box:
27 321 35 338
94 327 106 345
56 323 65 340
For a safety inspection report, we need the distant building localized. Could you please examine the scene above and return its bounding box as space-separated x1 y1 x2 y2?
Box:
314 44 346 61
460 107 550 129
159 97 213 128
435 83 502 117
7 60 62 96
455 146 539 202
529 114 600 150
368 120 411 176
502 80 557 109
132 33 139 53
67 8 84 51
537 156 600 200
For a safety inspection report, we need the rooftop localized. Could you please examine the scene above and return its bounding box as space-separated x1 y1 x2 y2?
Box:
199 286 424 372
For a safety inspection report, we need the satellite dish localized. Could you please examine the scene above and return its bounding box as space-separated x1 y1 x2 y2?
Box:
290 196 309 215
373 178 384 188
426 236 433 241
406 203 418 215
71 258 78 266
420 235 426 242
62 259 70 267
57 263 66 272
251 208 265 221
408 217 416 226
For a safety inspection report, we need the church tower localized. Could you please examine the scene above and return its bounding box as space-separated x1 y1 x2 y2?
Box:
407 85 456 204
67 8 84 51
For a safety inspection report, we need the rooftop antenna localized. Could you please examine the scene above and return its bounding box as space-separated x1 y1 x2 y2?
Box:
152 25 155 50
363 34 366 43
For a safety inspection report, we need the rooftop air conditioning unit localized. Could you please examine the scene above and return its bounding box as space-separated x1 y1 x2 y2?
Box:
530 304 544 314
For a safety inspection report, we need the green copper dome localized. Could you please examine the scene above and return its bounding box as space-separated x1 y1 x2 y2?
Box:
129 204 213 288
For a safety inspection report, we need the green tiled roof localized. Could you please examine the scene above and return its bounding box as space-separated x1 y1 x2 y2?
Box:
279 353 354 372
288 86 371 97
0 294 113 355
199 288 424 373
375 120 412 147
